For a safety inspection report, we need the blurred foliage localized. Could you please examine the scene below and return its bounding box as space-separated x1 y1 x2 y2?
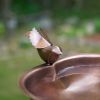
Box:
94 18 100 33
19 37 32 49
0 0 100 37
1 0 100 17
11 0 42 15
0 22 5 37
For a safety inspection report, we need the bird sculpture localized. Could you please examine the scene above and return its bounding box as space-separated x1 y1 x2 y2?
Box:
27 28 62 65
20 28 100 100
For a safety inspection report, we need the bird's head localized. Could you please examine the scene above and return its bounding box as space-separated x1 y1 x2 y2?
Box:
52 46 62 55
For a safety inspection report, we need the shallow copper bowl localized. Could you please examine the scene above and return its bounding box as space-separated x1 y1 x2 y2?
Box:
20 54 100 100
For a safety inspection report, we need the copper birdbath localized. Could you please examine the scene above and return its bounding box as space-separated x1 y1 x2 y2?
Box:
20 54 100 100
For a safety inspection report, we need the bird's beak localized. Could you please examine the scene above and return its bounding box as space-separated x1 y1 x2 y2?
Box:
52 46 62 55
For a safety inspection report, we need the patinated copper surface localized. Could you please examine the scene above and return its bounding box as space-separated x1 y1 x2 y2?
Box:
20 54 100 100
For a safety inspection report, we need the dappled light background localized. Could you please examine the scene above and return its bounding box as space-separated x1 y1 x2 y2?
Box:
0 0 100 100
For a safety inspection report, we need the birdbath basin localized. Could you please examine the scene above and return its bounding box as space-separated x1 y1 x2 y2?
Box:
20 54 100 100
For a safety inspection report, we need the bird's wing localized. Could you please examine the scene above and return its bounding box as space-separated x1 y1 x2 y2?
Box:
38 28 53 45
27 28 51 48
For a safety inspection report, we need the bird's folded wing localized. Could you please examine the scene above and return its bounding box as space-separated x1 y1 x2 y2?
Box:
28 28 51 48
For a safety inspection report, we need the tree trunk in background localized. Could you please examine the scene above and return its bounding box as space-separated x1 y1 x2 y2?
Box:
1 0 16 38
43 0 51 11
75 0 84 11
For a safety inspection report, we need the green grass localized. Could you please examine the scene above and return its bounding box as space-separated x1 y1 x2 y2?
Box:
0 48 43 100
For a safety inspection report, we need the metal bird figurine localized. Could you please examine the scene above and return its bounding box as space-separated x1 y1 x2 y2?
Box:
20 28 100 100
27 28 62 65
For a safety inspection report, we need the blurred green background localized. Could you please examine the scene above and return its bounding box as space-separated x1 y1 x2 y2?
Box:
0 0 100 100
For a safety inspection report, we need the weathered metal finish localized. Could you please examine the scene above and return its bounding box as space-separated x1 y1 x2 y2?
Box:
27 28 62 65
20 54 100 100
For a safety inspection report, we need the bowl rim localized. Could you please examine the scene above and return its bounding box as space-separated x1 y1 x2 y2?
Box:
19 54 100 100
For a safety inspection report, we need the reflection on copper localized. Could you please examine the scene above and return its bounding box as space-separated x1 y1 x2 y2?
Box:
20 54 100 100
20 26 100 100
